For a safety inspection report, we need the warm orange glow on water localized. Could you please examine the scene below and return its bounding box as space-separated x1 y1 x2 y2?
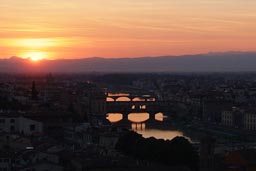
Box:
131 123 146 130
136 129 190 141
107 113 189 141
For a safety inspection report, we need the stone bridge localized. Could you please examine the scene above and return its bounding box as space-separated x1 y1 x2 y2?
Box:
107 94 157 102
106 101 175 122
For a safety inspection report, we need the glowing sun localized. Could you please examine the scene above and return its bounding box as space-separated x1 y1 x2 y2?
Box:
23 52 47 61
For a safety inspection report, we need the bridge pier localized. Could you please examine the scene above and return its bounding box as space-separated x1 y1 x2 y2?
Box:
122 112 130 122
132 123 146 130
148 113 156 123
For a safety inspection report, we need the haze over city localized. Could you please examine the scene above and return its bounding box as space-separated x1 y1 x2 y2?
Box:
1 0 256 60
2 1 256 171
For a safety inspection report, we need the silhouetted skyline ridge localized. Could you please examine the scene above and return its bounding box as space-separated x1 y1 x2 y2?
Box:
1 51 256 73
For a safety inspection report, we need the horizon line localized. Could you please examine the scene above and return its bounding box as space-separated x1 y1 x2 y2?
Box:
2 50 256 61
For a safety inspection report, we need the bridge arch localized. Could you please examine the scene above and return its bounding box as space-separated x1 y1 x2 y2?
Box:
106 97 115 102
128 112 150 123
155 112 164 122
116 96 131 102
106 113 123 123
147 97 156 101
132 97 146 102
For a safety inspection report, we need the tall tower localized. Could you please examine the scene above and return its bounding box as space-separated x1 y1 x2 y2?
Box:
31 81 38 100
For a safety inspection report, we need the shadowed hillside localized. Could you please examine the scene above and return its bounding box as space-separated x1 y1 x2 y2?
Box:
1 52 256 73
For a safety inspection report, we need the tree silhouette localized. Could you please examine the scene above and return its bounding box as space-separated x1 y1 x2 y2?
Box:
116 131 199 171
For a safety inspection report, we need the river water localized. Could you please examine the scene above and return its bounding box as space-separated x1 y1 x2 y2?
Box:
107 111 191 141
106 93 192 141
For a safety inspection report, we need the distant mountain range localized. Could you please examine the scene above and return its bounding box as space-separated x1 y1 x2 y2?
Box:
1 52 256 73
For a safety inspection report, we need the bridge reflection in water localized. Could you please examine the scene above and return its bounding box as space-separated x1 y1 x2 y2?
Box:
106 113 189 140
106 93 188 140
136 129 188 141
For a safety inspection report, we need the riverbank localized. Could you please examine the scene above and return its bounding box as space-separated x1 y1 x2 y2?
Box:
111 117 256 145
149 119 256 144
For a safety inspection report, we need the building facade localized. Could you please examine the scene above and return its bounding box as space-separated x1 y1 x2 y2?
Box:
0 115 43 135
244 112 256 131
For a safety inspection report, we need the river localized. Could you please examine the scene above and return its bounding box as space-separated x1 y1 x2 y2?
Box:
106 112 191 141
106 93 192 141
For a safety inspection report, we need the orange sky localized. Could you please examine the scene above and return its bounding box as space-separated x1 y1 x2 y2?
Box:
1 0 256 59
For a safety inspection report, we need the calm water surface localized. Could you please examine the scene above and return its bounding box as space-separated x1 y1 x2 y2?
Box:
106 93 191 141
107 113 191 141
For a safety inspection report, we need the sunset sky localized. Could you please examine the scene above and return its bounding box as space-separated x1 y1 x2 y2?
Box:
1 0 256 59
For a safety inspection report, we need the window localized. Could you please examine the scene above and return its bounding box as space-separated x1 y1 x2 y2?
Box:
10 126 15 132
30 125 35 131
10 119 15 123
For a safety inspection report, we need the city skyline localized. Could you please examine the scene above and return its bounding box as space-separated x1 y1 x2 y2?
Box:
1 0 256 60
1 1 256 170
